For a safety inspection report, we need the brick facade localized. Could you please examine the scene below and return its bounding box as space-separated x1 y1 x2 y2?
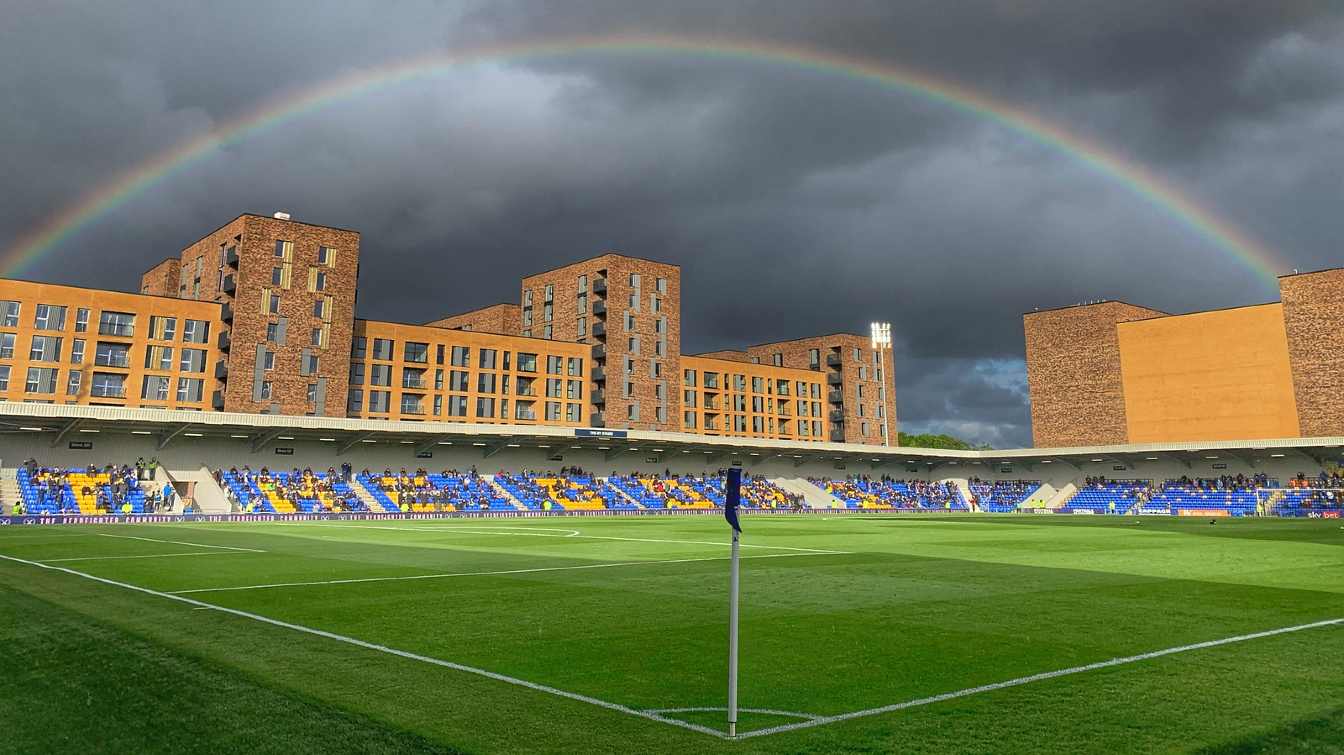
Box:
693 350 751 362
521 255 681 432
425 303 521 336
1024 301 1167 447
681 355 829 441
746 334 896 445
1280 268 1344 438
139 258 180 297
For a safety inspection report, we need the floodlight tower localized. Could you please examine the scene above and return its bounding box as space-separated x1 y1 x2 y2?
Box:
871 321 893 447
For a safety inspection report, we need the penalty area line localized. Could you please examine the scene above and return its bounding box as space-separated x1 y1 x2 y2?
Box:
0 553 728 740
97 533 266 552
169 550 846 594
736 616 1344 739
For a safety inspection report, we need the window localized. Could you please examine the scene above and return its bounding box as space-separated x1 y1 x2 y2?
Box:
317 246 335 266
652 361 662 378
477 373 496 394
436 344 445 365
513 401 534 421
858 366 867 381
29 335 62 362
0 301 19 327
578 274 588 293
627 402 639 421
349 362 365 386
404 341 429 363
0 365 9 390
141 375 171 401
543 324 552 339
478 348 497 369
71 308 89 333
567 380 581 400
34 304 67 331
853 347 861 362
369 364 392 386
545 401 561 421
302 353 320 375
543 302 552 322
271 267 284 286
372 338 394 360
266 322 279 343
773 353 783 367
0 332 14 359
261 350 276 371
628 337 639 354
400 394 423 415
545 355 562 374
352 337 367 359
182 320 209 344
149 316 176 341
449 370 468 391
274 239 292 259
447 395 468 417
311 326 327 348
97 312 134 339
752 376 764 393
347 389 363 412
546 378 562 398
684 411 696 428
88 371 122 398
306 383 318 405
624 312 634 332
368 390 390 413
66 370 81 396
566 403 580 422
577 317 587 338
144 345 173 371
308 269 327 292
433 395 443 416
313 299 326 318
70 338 84 364
544 284 554 301
401 367 424 389
94 341 129 368
476 397 496 418
651 296 660 313
26 367 58 394
517 353 537 372
450 345 469 367
267 291 281 314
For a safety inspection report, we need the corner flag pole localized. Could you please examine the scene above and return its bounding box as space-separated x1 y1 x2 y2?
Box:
725 468 743 738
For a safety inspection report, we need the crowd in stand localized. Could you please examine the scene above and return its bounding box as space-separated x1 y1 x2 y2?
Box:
16 459 176 514
227 465 362 512
369 467 501 510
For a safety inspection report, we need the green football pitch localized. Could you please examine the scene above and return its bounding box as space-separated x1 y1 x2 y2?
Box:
2 515 1343 753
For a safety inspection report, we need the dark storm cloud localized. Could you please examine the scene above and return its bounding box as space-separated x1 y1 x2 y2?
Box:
2 0 1342 447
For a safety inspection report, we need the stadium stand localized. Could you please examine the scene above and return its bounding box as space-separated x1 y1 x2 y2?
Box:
1060 478 1153 514
358 469 513 512
222 467 367 514
1140 475 1272 517
968 478 1042 512
810 477 968 510
17 461 153 515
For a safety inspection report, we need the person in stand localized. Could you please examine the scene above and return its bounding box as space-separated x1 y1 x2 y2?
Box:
162 482 176 511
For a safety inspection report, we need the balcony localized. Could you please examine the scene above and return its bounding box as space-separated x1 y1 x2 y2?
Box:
221 274 236 295
402 376 427 390
90 385 126 399
827 372 843 385
592 278 607 296
830 428 846 443
591 389 605 405
93 354 130 369
829 409 845 422
591 343 606 361
214 361 228 380
591 366 605 382
590 411 605 427
217 331 231 351
826 352 842 367
225 247 239 267
212 390 225 410
592 300 606 317
828 389 844 404
221 303 234 323
592 322 606 339
97 323 135 338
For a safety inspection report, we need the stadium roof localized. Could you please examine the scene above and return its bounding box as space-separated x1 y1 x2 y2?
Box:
1 403 1342 470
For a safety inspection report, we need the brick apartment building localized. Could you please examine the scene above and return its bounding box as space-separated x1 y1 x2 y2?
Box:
0 212 899 445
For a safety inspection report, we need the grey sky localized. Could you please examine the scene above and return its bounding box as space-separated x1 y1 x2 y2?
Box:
3 0 1342 446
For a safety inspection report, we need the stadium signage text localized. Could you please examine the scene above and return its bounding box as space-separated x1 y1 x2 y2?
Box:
68 441 93 450
274 447 295 455
575 428 628 438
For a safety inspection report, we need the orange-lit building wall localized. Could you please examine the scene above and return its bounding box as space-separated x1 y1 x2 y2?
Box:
680 355 829 442
1117 303 1300 442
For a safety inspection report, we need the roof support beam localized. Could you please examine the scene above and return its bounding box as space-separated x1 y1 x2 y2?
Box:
482 443 503 459
50 419 82 448
415 435 453 455
604 447 624 462
158 424 192 451
337 431 374 455
793 455 812 468
250 428 287 454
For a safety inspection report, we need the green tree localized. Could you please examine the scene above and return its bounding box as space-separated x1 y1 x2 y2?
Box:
897 432 990 450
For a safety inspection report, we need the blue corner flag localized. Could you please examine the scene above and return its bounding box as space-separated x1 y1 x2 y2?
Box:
724 468 742 533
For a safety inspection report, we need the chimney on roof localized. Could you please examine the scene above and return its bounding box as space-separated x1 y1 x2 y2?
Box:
273 211 291 220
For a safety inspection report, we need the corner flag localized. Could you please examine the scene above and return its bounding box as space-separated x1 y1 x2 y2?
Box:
724 467 742 533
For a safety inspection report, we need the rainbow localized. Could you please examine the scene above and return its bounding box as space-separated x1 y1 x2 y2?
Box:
1 34 1286 289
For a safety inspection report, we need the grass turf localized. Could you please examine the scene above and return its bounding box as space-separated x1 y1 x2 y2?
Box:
1 514 1342 753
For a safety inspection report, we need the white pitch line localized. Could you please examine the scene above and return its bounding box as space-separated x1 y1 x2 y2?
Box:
0 553 728 740
43 551 254 563
736 616 1344 739
170 551 842 594
648 706 822 721
279 521 847 554
97 533 265 553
